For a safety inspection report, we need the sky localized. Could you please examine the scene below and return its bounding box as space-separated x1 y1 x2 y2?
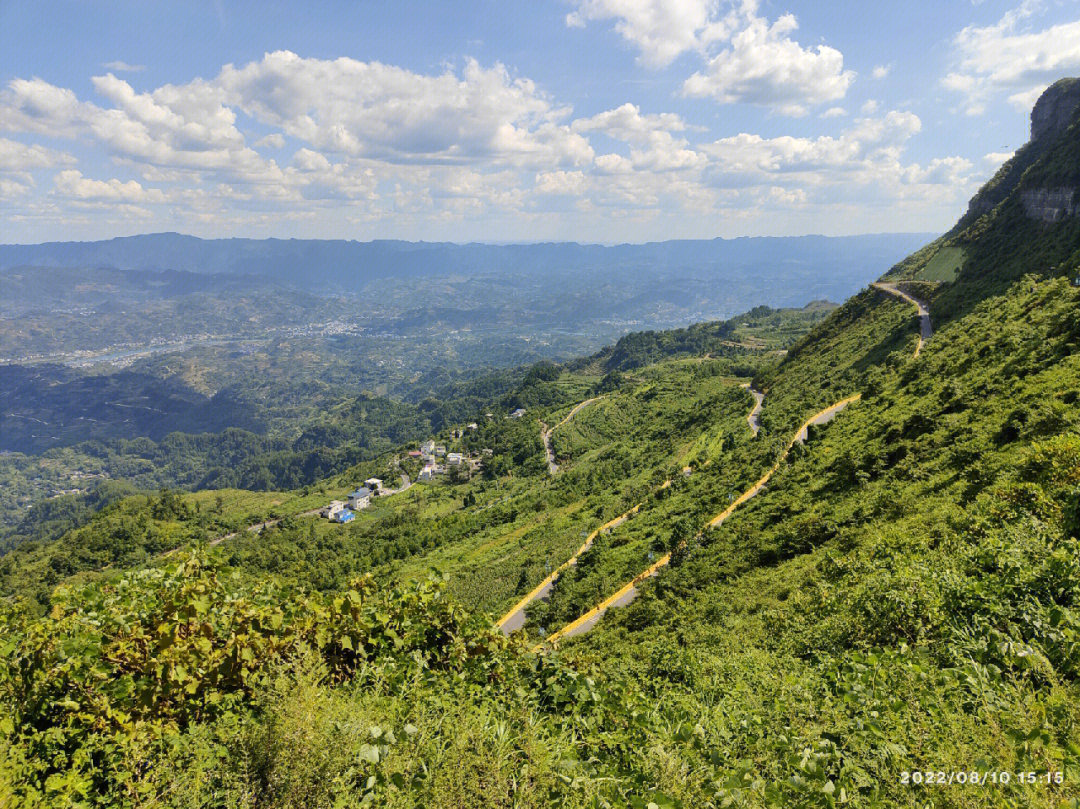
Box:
2 0 1079 244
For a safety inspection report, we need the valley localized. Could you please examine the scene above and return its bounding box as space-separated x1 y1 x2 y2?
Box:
3 82 1080 809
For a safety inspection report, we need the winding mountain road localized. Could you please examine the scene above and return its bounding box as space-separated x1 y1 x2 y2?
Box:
872 282 932 357
500 383 766 636
742 383 765 436
540 396 603 476
536 283 935 647
539 394 861 646
497 488 664 634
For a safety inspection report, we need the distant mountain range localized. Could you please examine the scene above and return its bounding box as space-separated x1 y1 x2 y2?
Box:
0 232 934 300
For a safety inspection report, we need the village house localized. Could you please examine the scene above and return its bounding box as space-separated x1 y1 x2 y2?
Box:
434 445 446 456
510 408 526 419
419 464 439 481
421 440 436 455
323 500 354 522
347 487 373 510
364 477 383 493
446 452 463 465
466 422 478 431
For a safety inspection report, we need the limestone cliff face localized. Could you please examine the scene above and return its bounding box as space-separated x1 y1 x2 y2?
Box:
1030 79 1080 142
1020 187 1078 223
1019 80 1080 223
958 79 1080 228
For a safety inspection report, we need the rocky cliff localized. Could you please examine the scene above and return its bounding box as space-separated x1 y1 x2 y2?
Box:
1030 78 1080 141
1020 187 1078 223
961 79 1080 226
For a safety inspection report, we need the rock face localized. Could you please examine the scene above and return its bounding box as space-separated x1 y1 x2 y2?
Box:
1021 187 1078 223
1019 80 1080 223
1030 79 1080 141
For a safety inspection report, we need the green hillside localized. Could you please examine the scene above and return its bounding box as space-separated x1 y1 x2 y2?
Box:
4 86 1080 808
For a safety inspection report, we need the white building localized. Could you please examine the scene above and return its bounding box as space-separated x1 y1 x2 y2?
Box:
419 464 438 481
446 452 463 465
421 440 436 455
510 408 527 419
364 477 383 493
434 445 446 456
323 500 346 519
347 488 373 510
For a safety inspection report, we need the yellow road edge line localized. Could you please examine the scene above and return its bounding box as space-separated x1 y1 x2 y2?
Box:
536 393 863 650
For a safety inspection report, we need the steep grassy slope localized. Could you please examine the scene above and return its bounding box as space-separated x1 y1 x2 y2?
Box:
5 88 1080 807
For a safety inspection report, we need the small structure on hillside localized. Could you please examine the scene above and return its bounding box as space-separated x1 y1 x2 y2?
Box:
332 508 355 524
434 445 446 456
419 464 439 481
467 422 478 431
348 487 373 510
408 450 422 457
421 440 436 455
364 477 383 493
323 500 346 520
510 408 527 419
446 452 463 466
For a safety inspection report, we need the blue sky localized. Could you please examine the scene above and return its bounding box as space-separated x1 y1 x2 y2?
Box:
2 0 1079 243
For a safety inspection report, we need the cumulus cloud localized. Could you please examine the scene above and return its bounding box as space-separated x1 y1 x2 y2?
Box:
871 65 891 80
568 0 854 115
700 110 941 195
0 49 981 238
535 169 589 195
572 102 706 171
683 10 854 115
0 137 76 171
102 60 145 72
943 3 1080 114
53 169 166 203
255 133 286 149
565 0 730 68
217 52 593 168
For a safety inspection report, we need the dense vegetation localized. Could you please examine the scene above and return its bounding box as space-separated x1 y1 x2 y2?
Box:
4 91 1080 808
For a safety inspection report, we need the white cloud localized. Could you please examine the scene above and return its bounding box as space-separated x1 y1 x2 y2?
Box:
568 0 854 115
53 169 166 203
255 133 286 149
0 137 76 171
535 169 588 194
102 61 145 73
943 4 1080 114
820 106 847 119
983 150 1015 169
701 110 930 190
860 99 879 115
572 102 706 171
871 64 891 80
217 51 593 168
565 0 730 68
0 177 32 199
682 9 854 115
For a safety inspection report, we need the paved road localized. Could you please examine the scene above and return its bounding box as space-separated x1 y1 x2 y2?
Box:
497 492 657 635
539 396 603 477
872 282 933 357
540 394 862 647
741 383 765 436
539 420 559 475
